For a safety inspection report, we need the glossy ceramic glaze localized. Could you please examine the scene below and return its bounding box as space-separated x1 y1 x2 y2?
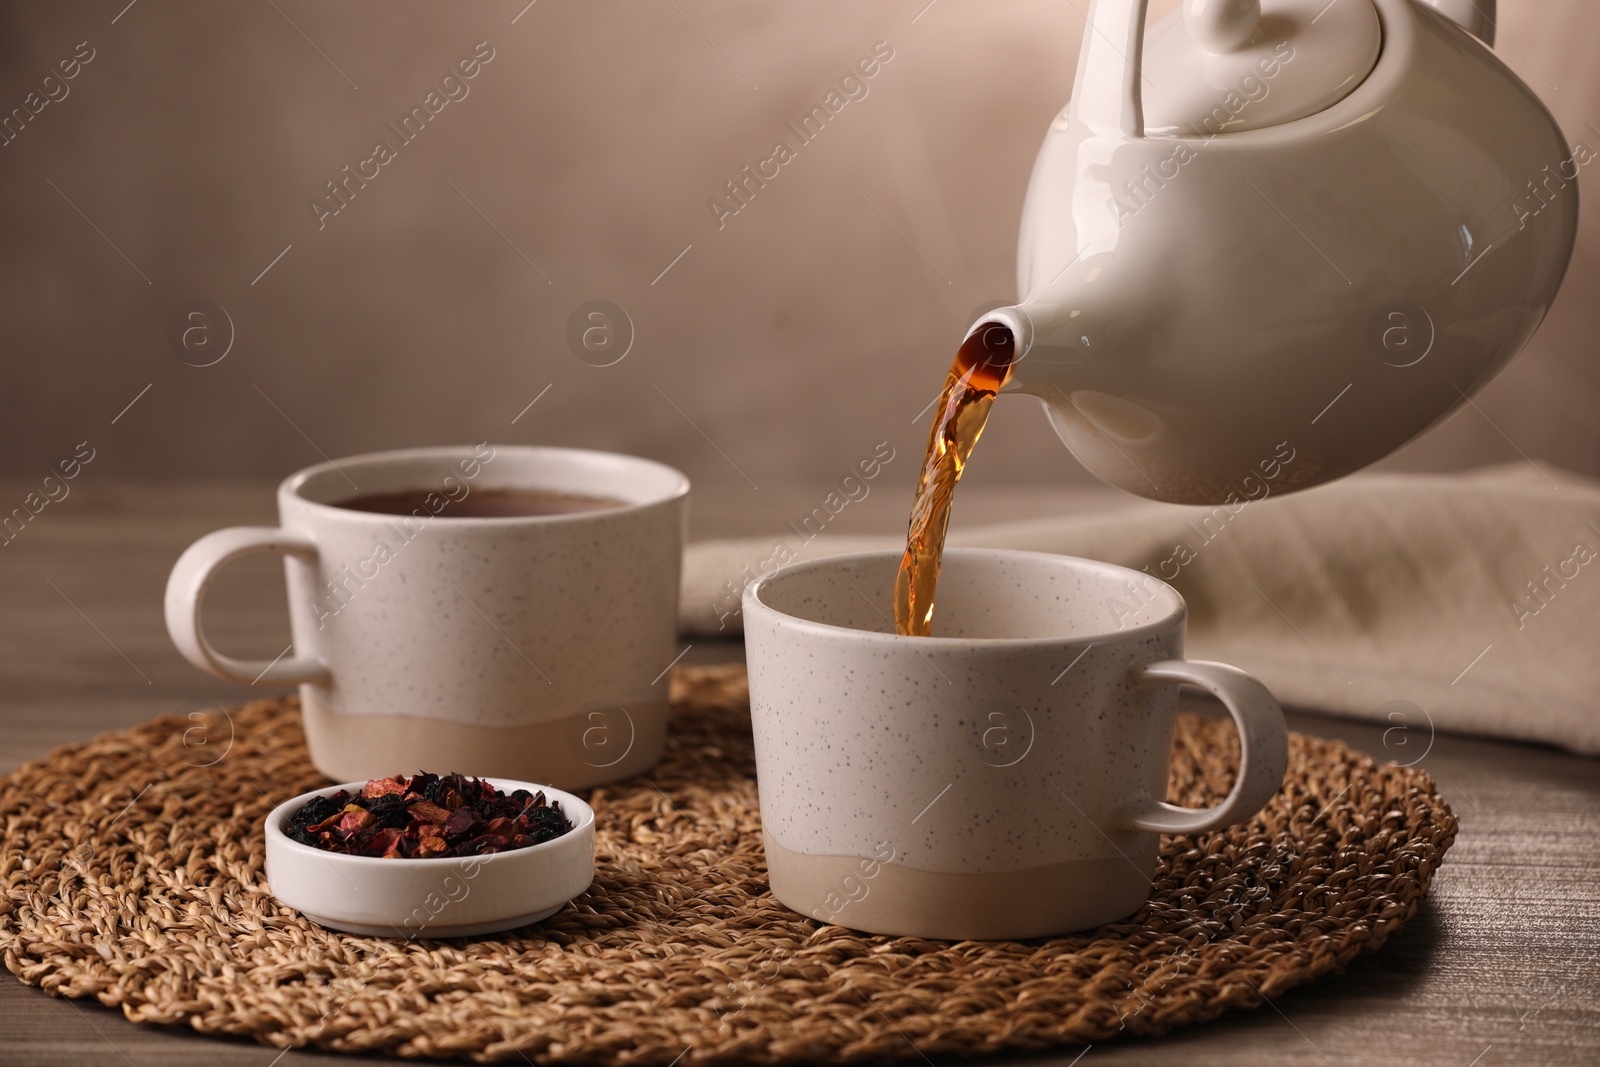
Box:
264 778 595 938
165 446 688 786
1142 0 1381 136
743 550 1288 939
978 0 1576 504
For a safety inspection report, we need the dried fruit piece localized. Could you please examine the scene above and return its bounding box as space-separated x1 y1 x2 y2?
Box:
406 800 452 824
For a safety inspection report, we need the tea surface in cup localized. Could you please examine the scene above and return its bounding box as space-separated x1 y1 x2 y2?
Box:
332 488 627 518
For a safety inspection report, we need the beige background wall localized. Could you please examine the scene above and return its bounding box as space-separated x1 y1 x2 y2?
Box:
2 0 1596 504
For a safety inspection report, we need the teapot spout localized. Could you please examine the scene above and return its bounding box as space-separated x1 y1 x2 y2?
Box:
964 295 1259 505
964 301 1122 403
962 306 1034 375
964 297 1108 401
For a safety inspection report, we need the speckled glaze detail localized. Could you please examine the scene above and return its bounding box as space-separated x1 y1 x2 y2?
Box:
166 446 688 787
743 550 1287 937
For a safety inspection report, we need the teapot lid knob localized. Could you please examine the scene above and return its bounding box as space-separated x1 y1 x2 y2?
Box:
1184 0 1260 54
1141 0 1382 136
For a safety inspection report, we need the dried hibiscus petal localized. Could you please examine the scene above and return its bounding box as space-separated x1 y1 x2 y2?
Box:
443 808 481 838
365 793 412 829
377 829 406 859
283 773 574 858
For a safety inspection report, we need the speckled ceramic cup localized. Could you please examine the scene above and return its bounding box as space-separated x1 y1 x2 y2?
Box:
744 549 1287 940
166 445 688 787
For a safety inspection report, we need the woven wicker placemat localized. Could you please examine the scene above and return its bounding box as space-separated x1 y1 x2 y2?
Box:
1 665 1455 1064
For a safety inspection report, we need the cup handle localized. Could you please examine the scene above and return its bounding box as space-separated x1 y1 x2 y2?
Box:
1113 659 1287 835
164 527 331 686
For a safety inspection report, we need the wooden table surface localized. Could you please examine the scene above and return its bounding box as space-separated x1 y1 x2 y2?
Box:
1 481 1596 1067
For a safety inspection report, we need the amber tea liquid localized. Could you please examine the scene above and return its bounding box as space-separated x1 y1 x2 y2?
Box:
894 323 1016 637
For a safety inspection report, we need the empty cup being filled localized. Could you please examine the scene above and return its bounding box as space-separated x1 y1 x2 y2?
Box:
743 549 1287 940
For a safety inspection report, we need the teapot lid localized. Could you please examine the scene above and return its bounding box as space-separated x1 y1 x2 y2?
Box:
1141 0 1381 136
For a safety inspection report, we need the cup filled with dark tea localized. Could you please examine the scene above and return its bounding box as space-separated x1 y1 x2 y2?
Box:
743 548 1288 940
165 444 688 787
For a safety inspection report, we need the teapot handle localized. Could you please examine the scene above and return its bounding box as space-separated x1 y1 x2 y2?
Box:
1070 0 1149 139
1418 0 1495 46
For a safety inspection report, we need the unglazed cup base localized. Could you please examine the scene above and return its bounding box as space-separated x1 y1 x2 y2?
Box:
764 833 1154 941
300 696 669 789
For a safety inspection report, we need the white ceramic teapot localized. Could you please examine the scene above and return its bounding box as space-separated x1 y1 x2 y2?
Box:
975 0 1578 503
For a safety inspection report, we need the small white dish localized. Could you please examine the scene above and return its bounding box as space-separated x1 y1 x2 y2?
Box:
264 778 595 938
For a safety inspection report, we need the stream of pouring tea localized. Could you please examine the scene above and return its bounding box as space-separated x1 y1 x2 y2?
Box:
894 323 1017 637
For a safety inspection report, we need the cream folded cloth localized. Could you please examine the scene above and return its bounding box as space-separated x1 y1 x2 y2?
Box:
681 464 1600 756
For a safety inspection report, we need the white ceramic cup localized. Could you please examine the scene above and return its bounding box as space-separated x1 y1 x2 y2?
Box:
743 548 1287 940
165 445 688 787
